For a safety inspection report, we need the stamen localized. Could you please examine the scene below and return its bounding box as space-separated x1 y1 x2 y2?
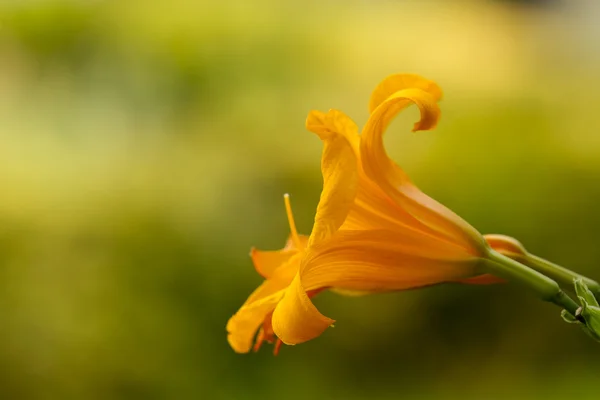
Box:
253 329 265 353
284 194 303 250
273 338 283 356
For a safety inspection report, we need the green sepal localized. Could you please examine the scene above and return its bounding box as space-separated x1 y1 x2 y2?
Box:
561 309 578 324
575 278 600 307
577 303 600 342
563 279 600 342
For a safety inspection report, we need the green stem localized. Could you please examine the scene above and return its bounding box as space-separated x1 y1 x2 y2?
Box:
483 249 580 316
523 254 600 297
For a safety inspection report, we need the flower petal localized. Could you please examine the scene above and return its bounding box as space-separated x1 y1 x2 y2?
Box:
271 272 335 345
369 73 443 113
306 110 359 247
227 285 286 353
341 173 454 245
307 109 433 239
227 255 299 353
360 87 485 253
302 230 480 293
272 229 480 345
251 234 308 278
288 113 360 341
307 109 361 159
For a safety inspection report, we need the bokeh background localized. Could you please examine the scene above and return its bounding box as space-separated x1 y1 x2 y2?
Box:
1 0 599 399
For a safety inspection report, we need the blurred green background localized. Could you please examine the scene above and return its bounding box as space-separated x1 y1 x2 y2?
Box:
0 0 599 399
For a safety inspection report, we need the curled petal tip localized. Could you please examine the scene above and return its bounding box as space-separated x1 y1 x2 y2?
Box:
369 73 443 113
272 275 335 345
306 110 328 137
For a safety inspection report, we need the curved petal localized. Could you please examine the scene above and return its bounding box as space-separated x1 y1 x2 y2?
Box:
369 73 443 113
307 109 360 157
303 230 479 292
265 109 361 347
227 256 299 353
341 174 458 246
360 87 485 253
306 110 359 247
251 249 293 279
227 285 286 353
340 173 470 260
272 272 335 345
251 234 308 278
272 229 479 345
308 109 448 243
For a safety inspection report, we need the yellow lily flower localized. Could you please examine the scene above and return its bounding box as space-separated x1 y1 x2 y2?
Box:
228 73 521 354
270 73 503 346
